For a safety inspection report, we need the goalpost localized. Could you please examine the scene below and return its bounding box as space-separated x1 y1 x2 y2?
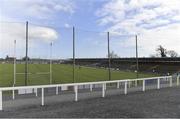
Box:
50 42 52 84
13 40 16 87
12 40 16 99
12 38 53 99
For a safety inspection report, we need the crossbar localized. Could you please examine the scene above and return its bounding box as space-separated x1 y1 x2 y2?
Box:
16 72 50 75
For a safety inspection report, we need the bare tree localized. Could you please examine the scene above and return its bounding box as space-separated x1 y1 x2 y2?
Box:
156 45 167 57
5 55 9 60
22 56 30 61
167 50 178 57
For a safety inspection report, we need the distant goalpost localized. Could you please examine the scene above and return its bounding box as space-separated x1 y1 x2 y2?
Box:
13 39 53 97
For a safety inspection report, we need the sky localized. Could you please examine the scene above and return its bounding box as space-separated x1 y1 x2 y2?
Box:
1 0 180 59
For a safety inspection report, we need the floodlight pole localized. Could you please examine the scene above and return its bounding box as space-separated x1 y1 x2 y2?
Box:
25 21 28 86
13 40 16 86
73 26 75 83
136 35 139 79
50 42 52 84
107 32 111 81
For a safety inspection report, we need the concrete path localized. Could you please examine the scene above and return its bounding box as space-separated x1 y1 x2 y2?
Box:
0 82 179 118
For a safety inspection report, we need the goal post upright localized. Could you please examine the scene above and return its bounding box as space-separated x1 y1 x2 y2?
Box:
135 35 139 86
13 40 16 87
50 42 53 84
12 39 16 100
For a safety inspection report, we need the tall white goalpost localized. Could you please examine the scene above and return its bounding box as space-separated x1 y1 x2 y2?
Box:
12 40 54 98
50 42 58 94
12 40 16 99
50 42 52 84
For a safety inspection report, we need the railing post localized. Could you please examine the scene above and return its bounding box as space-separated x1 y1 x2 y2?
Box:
157 78 160 89
12 90 15 100
102 83 105 97
124 81 127 95
56 87 58 95
135 80 138 87
41 88 44 106
90 84 93 91
117 82 119 88
35 88 38 97
104 83 106 90
170 76 172 87
128 81 131 88
74 85 78 101
177 75 179 86
143 80 145 92
0 90 2 110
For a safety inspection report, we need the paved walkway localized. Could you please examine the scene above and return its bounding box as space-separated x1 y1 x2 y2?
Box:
0 82 179 118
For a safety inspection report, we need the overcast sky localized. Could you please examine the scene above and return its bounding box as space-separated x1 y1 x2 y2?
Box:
1 0 180 58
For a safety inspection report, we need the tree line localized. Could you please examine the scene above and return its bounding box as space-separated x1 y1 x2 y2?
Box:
151 45 178 58
108 45 179 58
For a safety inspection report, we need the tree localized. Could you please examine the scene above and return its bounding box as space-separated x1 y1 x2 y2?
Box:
22 56 30 61
5 55 9 60
156 45 167 57
167 50 178 57
108 51 119 58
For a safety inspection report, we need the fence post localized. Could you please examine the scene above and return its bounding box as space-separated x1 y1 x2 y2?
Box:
56 87 58 95
0 90 2 110
107 32 111 81
102 83 105 97
73 27 75 83
74 85 78 101
41 88 44 106
90 84 93 91
117 82 119 88
157 78 160 89
12 90 15 100
170 76 172 87
104 83 106 90
143 80 145 92
124 81 127 95
177 75 179 86
25 21 28 86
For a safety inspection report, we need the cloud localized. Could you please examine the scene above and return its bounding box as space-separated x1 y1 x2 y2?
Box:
0 22 58 57
64 23 70 28
0 0 75 58
96 0 180 56
1 0 75 20
29 24 58 42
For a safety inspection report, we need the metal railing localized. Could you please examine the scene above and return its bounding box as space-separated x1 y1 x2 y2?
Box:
0 75 178 110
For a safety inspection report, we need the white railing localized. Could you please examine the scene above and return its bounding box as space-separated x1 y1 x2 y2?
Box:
0 75 178 110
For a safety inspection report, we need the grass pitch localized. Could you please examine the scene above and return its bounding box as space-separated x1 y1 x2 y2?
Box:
0 64 156 87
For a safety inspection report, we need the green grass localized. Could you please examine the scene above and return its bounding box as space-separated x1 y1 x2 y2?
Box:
0 64 157 87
